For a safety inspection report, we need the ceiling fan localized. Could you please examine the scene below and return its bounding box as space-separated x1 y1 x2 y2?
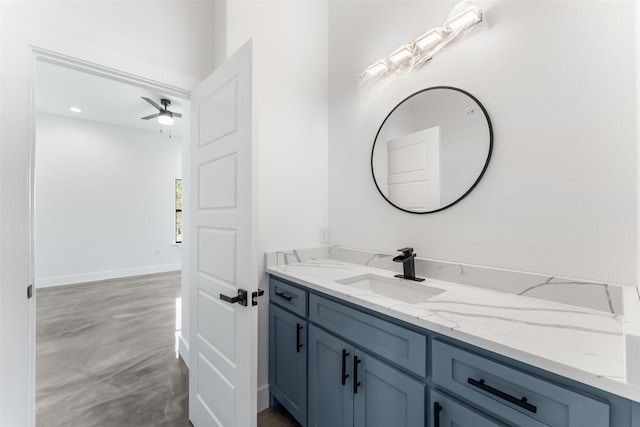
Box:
140 97 182 126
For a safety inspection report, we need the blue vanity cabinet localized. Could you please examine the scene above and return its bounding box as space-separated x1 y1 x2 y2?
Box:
269 274 633 427
269 292 308 425
430 390 507 427
308 324 426 427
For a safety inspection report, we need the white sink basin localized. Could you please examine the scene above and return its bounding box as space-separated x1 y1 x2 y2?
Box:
336 274 444 304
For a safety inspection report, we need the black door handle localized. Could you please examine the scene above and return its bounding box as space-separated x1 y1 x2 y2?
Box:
467 377 537 413
220 289 248 306
275 291 293 301
341 349 350 385
296 323 303 353
433 401 442 427
353 355 362 394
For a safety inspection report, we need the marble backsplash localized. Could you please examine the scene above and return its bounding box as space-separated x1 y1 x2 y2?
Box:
265 246 624 315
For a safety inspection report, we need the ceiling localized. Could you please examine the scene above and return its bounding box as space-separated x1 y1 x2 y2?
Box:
36 61 187 138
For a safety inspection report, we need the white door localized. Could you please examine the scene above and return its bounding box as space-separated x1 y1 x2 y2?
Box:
189 41 258 427
386 126 441 212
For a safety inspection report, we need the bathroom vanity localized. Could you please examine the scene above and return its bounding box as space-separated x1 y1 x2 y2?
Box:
267 254 640 427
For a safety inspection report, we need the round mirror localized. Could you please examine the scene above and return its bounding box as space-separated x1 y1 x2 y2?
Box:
371 86 492 214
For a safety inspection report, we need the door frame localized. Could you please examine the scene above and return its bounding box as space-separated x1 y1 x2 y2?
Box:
26 45 193 425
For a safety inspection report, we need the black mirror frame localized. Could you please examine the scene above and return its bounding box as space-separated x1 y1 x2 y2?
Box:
371 86 493 214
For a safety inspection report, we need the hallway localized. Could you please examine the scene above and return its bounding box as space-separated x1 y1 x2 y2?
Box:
36 272 189 426
36 271 299 427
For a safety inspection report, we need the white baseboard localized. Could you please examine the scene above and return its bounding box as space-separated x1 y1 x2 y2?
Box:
257 383 270 411
35 263 182 288
179 335 190 369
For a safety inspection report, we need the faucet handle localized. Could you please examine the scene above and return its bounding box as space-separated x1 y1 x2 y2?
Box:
397 247 414 255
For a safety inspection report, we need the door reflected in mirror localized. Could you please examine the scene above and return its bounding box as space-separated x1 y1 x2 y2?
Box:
371 86 492 214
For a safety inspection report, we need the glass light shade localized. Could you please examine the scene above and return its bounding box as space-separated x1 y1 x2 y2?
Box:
446 7 482 33
415 29 445 51
364 60 389 78
68 106 82 113
388 46 413 66
158 111 174 126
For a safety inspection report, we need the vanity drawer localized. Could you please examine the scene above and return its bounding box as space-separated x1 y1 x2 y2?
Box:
270 276 308 318
432 340 609 427
309 294 427 378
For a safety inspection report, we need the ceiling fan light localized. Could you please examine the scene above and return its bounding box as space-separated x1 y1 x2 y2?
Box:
158 111 174 126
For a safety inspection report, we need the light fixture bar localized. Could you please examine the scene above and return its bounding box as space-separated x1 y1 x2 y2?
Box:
68 106 82 113
359 1 484 88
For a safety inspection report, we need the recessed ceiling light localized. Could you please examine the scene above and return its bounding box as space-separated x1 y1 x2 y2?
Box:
68 106 82 113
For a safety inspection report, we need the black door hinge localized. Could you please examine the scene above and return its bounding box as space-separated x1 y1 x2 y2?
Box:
27 284 33 299
252 289 264 306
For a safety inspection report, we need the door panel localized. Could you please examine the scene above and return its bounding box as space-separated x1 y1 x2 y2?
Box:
308 325 354 427
269 304 307 425
189 41 257 427
386 126 440 211
353 350 425 427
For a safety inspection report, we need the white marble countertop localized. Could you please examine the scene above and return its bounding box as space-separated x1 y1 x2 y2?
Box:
266 258 640 403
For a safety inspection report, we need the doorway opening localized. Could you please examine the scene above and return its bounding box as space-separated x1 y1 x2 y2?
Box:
33 58 191 426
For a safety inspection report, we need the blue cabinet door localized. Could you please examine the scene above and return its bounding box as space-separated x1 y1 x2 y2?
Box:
308 324 354 427
430 390 507 427
353 350 426 427
269 303 307 425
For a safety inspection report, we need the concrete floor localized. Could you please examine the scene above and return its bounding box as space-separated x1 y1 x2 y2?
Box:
36 272 298 427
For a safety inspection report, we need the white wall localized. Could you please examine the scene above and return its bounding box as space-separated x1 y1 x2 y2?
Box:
223 1 329 408
328 0 637 286
34 114 182 287
0 2 213 424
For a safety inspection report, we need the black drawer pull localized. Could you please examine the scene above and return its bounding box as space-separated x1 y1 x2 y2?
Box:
353 355 362 394
296 323 303 353
275 291 293 301
341 349 350 385
468 377 537 413
433 401 442 427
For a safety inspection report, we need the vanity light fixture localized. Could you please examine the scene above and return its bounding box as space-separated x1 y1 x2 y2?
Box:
360 1 484 88
68 106 82 113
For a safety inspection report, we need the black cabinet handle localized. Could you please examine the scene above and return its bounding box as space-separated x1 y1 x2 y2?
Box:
275 291 293 301
468 377 537 413
353 355 362 394
296 323 303 353
341 349 350 385
433 401 442 427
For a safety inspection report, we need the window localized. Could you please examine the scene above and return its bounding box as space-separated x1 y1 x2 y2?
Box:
175 179 183 243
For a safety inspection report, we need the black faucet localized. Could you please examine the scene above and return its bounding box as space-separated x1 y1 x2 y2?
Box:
393 248 425 282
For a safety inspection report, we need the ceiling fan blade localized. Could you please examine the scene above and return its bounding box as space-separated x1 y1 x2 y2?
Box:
141 113 160 120
172 112 182 118
141 96 163 111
